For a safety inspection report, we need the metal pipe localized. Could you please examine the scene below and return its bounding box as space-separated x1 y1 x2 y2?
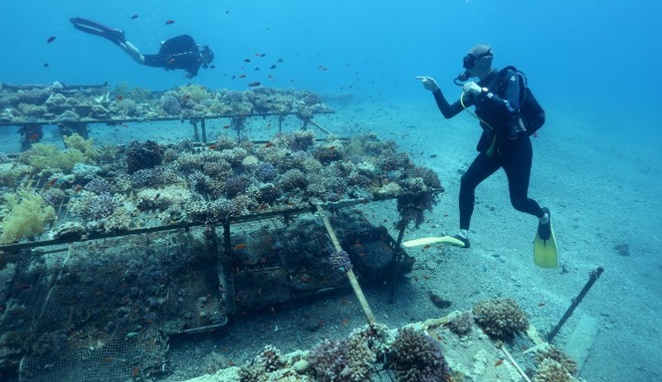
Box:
547 266 604 342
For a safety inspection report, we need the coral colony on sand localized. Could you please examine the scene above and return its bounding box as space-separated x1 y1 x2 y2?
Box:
237 324 451 382
473 298 529 340
228 308 580 382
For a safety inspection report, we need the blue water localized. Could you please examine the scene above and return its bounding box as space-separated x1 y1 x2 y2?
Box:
2 0 661 380
3 0 660 109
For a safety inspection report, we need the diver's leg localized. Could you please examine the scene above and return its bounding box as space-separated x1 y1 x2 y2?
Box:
503 136 545 218
118 41 145 64
456 153 501 246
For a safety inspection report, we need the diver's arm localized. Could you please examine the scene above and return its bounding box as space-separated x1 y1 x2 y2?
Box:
432 89 467 119
118 41 145 64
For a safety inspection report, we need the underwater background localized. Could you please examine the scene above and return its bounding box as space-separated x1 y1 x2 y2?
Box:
3 0 660 110
1 0 661 381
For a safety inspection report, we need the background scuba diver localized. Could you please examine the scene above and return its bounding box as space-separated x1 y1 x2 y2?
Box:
415 44 554 264
70 17 214 78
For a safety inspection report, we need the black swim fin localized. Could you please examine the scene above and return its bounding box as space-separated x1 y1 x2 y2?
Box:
70 17 126 44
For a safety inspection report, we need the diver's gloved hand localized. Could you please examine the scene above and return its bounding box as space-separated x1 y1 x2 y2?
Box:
463 82 482 95
415 76 440 92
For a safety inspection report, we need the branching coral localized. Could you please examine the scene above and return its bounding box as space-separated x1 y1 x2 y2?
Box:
68 192 120 221
447 312 474 336
386 327 450 382
277 169 308 193
126 140 163 174
473 298 529 340
535 345 577 376
253 162 278 183
159 94 181 115
291 129 316 152
395 190 438 230
306 336 375 382
533 359 573 382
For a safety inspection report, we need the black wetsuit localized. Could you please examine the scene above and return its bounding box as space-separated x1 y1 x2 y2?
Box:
432 68 545 230
143 35 203 77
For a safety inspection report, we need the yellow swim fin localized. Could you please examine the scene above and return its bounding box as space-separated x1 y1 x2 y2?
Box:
534 208 558 268
402 235 466 248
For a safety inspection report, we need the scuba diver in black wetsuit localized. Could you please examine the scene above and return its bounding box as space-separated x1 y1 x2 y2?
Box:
416 44 552 252
70 17 214 78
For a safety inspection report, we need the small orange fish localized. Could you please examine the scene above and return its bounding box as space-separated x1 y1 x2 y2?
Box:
47 178 58 186
73 185 83 193
47 36 56 43
233 243 247 250
165 19 175 25
208 144 217 149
